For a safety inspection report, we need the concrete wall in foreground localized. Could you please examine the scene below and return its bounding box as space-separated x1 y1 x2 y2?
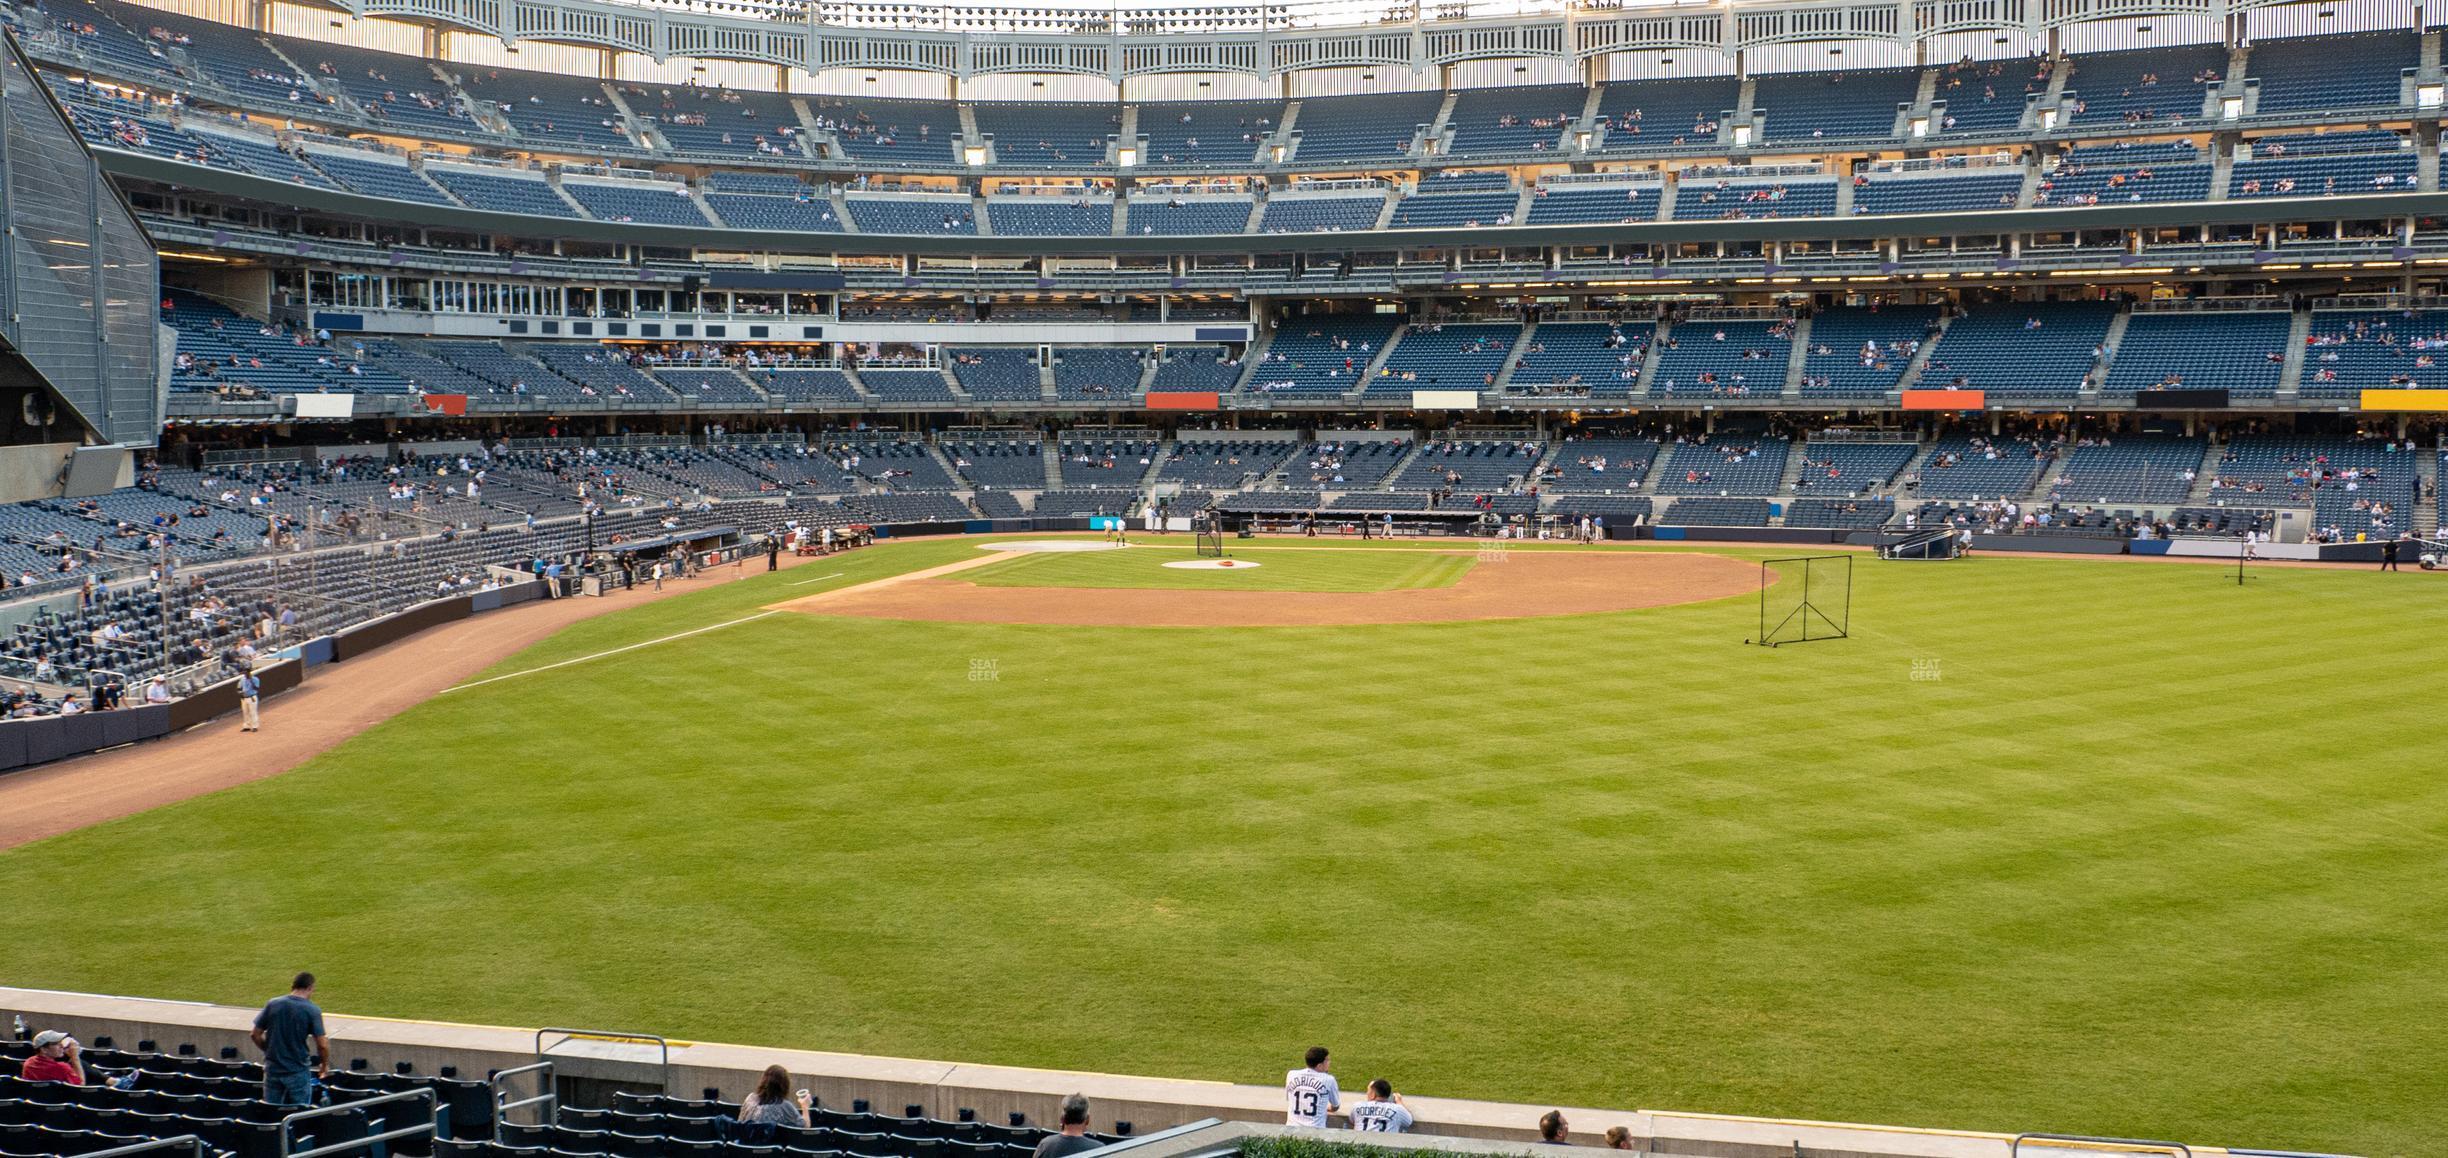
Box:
0 988 2244 1158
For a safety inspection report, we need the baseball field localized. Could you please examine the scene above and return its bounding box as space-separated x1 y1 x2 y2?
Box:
0 535 2440 1157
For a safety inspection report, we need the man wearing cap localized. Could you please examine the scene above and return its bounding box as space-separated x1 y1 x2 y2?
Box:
19 1031 85 1084
251 972 329 1106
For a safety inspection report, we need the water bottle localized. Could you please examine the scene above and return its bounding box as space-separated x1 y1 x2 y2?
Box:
9 1015 23 1042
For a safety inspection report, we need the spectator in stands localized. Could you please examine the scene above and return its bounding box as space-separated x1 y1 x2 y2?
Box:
737 1064 812 1128
1033 1093 1104 1158
1537 1111 1570 1145
1604 1126 1636 1149
18 1030 85 1085
251 971 329 1105
1348 1079 1412 1134
1285 1046 1340 1127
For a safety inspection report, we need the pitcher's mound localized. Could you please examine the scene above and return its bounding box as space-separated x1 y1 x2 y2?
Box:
1162 560 1260 570
779 549 1758 627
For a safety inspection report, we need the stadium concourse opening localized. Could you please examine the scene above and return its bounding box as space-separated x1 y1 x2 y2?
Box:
771 539 1761 627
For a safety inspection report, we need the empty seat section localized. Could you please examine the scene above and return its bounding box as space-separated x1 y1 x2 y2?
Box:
1753 68 1915 141
974 101 1119 168
1441 85 1584 156
562 180 712 226
1800 307 1936 398
1654 437 1790 495
1592 76 1738 153
1671 178 1838 220
1245 316 1400 396
1367 323 1517 394
1123 196 1252 234
1524 183 1662 225
1258 195 1384 234
1916 302 2113 401
847 196 977 234
2102 311 2292 399
985 198 1114 236
1507 323 1652 399
1289 90 1442 163
946 348 1042 402
2065 44 2226 126
1851 171 2025 215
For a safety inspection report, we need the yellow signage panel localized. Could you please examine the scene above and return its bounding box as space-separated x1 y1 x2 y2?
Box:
2358 389 2448 412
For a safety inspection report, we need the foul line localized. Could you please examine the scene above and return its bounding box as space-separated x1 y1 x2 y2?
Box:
787 571 847 586
440 611 783 693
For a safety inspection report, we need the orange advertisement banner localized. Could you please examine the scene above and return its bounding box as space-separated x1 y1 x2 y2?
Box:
1144 391 1220 411
1900 389 1985 411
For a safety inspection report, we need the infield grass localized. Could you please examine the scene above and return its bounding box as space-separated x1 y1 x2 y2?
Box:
964 542 1475 592
0 537 2442 1157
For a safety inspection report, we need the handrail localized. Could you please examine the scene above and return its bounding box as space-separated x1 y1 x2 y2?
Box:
490 1059 558 1132
280 1088 440 1158
83 1137 208 1158
535 1026 672 1093
2010 1133 2192 1158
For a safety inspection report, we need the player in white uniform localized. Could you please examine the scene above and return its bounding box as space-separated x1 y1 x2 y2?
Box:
1347 1080 1411 1134
1284 1046 1340 1127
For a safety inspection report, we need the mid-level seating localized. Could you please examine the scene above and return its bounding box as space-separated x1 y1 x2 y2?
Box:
857 367 960 404
757 368 862 403
1158 440 1295 489
1387 190 1518 229
1671 178 1838 220
1544 438 1660 493
1907 434 2056 499
1258 194 1385 234
1649 319 1791 398
1279 440 1411 489
1784 498 1897 528
1507 323 1651 398
1123 196 1252 235
946 348 1042 402
941 438 1045 489
1368 323 1517 394
1661 496 1773 525
562 180 711 226
1544 494 1654 524
985 197 1114 237
1931 56 2047 134
1654 437 1790 495
305 150 455 205
2102 311 2293 399
2230 144 2416 199
1150 346 1242 392
1524 183 1661 225
1051 347 1145 402
1246 316 1400 396
1916 302 2114 400
277 37 473 136
1388 440 1541 492
2044 436 2204 503
1800 306 1936 398
425 166 569 216
1851 170 2025 215
1056 438 1157 488
2036 142 2213 205
705 189 846 231
1791 441 1916 496
846 195 977 235
2299 309 2448 397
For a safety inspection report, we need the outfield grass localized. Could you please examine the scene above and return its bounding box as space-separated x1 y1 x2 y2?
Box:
965 543 1475 592
0 539 2442 1157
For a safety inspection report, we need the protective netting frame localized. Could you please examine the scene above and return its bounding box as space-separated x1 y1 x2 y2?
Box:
1752 554 1852 646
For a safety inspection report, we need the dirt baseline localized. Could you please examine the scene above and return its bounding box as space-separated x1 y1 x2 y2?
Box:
776 548 1760 627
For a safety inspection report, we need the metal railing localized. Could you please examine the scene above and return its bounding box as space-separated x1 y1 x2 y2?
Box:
490 1060 558 1133
85 1137 209 1158
280 1088 439 1158
2010 1135 2191 1158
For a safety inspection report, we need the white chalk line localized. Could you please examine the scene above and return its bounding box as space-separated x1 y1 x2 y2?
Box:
787 571 847 586
441 610 783 693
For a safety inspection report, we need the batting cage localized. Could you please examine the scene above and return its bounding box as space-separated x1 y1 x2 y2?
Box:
1194 512 1226 559
1749 554 1853 646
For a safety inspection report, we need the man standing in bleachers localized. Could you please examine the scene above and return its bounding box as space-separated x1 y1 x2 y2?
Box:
251 972 328 1106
